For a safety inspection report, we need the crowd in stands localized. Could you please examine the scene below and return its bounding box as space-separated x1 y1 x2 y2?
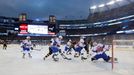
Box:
88 2 134 22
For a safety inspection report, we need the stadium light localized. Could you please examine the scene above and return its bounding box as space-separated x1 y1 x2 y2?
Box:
125 30 134 33
116 0 123 2
116 31 124 34
90 5 97 9
106 1 115 5
98 4 105 7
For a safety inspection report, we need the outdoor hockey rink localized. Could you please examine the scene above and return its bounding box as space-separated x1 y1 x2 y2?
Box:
0 44 134 75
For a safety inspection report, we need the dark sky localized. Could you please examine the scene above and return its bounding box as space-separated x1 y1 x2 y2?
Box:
0 0 127 20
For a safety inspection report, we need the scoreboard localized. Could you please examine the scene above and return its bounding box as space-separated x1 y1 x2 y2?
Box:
18 24 55 36
28 25 48 34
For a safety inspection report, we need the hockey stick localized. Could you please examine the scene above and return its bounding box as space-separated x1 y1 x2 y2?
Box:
32 47 43 51
60 53 72 60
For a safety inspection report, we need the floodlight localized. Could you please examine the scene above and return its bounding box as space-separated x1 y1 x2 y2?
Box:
107 1 115 5
116 0 123 2
98 4 105 7
90 5 97 9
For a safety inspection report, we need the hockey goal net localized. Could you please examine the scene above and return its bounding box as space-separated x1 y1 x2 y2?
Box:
112 40 134 51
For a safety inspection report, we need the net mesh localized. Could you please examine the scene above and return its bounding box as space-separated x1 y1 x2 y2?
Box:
113 40 134 50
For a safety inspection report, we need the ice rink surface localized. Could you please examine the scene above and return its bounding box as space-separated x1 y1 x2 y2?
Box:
0 44 134 75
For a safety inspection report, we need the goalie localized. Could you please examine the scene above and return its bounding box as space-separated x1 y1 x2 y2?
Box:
91 42 117 62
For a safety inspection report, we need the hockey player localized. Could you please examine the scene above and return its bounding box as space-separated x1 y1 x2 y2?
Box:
3 40 7 50
33 43 36 48
43 37 58 61
63 39 72 55
83 37 90 57
43 36 61 61
21 36 32 58
74 37 87 60
43 36 71 61
91 42 117 62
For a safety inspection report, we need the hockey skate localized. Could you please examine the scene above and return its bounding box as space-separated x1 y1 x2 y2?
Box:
43 57 46 60
81 56 87 61
74 53 80 58
52 54 59 62
64 57 72 60
22 53 25 59
53 57 59 62
22 56 25 59
91 57 96 61
28 53 32 58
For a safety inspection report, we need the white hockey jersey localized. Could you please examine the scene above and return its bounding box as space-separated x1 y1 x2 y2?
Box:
91 43 110 56
78 39 85 47
21 40 32 48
